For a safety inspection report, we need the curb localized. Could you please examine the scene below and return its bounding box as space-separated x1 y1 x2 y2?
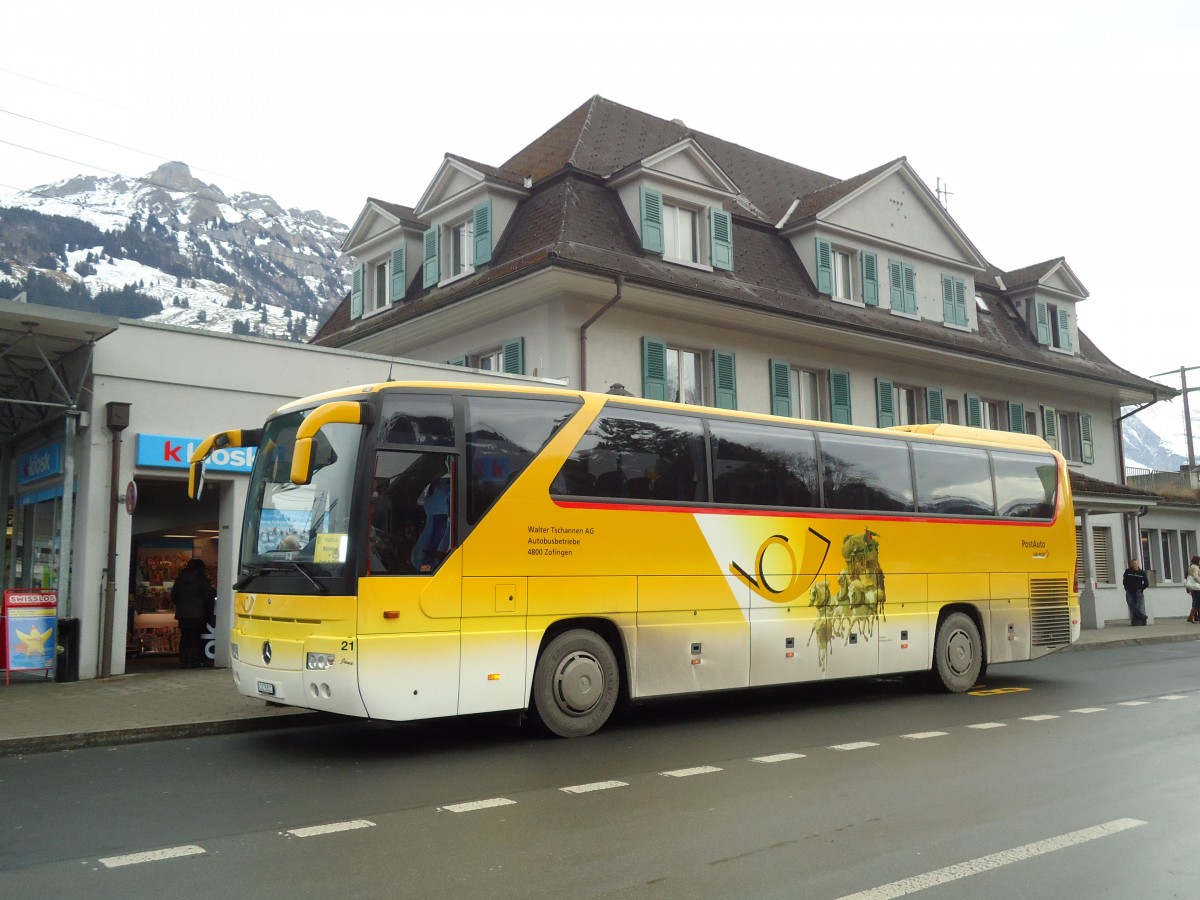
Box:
0 711 327 758
1060 632 1200 652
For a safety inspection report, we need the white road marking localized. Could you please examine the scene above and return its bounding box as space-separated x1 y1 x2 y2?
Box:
440 798 516 813
286 819 375 837
966 722 1006 730
902 731 948 740
99 845 206 868
1021 714 1059 721
829 741 879 751
560 780 628 793
834 818 1147 900
1071 707 1106 714
661 765 722 777
1117 701 1149 706
752 752 806 763
1159 695 1186 700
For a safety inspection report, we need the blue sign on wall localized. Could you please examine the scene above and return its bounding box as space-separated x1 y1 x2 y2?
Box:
136 434 256 473
17 443 63 486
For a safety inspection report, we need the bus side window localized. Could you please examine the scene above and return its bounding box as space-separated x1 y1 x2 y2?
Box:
369 451 456 575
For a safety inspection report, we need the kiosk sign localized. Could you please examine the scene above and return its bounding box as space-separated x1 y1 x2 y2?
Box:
3 589 58 684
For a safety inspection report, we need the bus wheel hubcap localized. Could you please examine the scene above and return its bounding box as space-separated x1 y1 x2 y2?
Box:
946 630 972 675
555 652 603 714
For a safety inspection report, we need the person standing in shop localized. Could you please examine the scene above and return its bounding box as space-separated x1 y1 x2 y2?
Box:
172 558 216 667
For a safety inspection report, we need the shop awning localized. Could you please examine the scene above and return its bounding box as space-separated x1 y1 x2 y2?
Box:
0 297 119 443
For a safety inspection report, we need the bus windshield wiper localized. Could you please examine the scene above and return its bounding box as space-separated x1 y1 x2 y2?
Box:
233 561 328 593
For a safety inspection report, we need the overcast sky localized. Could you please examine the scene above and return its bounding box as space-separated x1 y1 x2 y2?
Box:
2 0 1196 388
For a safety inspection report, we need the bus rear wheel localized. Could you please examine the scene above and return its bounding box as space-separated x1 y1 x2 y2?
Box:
932 611 982 693
531 629 619 738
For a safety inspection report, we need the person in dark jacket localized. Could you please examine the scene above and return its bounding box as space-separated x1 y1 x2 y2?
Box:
172 558 216 667
1121 559 1149 626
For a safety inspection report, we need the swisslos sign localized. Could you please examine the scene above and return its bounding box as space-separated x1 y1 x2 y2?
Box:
136 434 256 473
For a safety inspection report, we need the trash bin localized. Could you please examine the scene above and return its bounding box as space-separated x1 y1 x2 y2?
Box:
55 617 80 682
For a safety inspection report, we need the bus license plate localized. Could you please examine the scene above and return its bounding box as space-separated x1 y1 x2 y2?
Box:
257 681 276 696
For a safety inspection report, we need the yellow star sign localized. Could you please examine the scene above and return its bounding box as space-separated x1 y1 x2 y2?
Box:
16 625 53 657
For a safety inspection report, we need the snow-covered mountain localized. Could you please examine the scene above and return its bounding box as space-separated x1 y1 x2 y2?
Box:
1122 397 1198 475
0 162 350 341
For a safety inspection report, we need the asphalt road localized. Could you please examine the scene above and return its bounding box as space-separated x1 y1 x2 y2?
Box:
2 642 1198 899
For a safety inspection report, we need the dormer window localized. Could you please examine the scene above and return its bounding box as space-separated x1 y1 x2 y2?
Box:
832 249 852 301
1029 298 1073 352
422 199 493 288
815 239 880 307
638 186 733 272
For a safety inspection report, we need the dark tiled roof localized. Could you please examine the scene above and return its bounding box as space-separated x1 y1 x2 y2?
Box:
442 154 526 188
1002 258 1065 290
315 96 1166 400
1070 471 1162 500
366 198 422 228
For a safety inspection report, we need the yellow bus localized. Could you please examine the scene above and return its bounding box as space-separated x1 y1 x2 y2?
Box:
189 381 1079 737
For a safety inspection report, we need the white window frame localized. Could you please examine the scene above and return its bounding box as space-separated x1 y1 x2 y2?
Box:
666 344 704 405
791 366 826 421
473 347 504 372
1057 411 1084 462
982 399 1006 431
832 249 852 302
371 259 389 313
945 397 961 425
662 199 701 266
1048 301 1069 350
440 216 475 285
894 385 923 426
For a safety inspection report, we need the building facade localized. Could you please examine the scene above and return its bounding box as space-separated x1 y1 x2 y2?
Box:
315 95 1179 628
0 301 549 680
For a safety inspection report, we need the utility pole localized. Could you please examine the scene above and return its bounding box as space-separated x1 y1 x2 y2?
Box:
1150 365 1199 471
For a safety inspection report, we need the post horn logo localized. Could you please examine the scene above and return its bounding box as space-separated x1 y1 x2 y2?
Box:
730 527 832 603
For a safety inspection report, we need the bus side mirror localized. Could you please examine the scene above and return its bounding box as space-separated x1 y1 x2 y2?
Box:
187 428 262 500
290 401 372 485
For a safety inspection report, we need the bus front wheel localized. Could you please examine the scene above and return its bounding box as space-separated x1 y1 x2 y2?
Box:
932 612 982 693
531 629 619 738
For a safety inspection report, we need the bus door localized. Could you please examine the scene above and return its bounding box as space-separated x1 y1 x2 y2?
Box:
357 448 462 722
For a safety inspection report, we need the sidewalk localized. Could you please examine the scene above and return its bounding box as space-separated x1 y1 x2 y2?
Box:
2 620 1198 757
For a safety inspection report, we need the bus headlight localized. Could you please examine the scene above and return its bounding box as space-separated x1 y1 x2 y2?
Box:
306 652 336 670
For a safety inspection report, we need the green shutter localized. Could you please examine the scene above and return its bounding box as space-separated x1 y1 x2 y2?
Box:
422 227 440 288
902 264 917 313
448 356 468 366
1034 299 1051 345
350 264 364 319
769 359 792 417
862 252 879 306
1057 306 1073 350
1080 412 1094 463
642 337 667 401
472 199 493 266
389 246 406 303
875 378 896 428
1042 406 1059 450
888 259 904 309
713 350 737 409
1008 401 1025 433
953 278 968 326
941 276 955 323
965 393 983 428
502 337 525 375
926 387 945 424
815 238 833 294
710 208 733 271
830 370 852 424
639 187 664 254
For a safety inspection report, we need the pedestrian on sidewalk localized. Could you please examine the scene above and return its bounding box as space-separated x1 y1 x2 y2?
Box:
1122 559 1149 626
173 559 216 667
1187 556 1200 624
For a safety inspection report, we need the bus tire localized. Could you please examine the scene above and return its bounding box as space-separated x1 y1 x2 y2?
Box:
932 611 982 693
531 629 619 738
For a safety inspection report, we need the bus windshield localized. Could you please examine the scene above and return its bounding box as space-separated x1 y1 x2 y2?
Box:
238 408 362 582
